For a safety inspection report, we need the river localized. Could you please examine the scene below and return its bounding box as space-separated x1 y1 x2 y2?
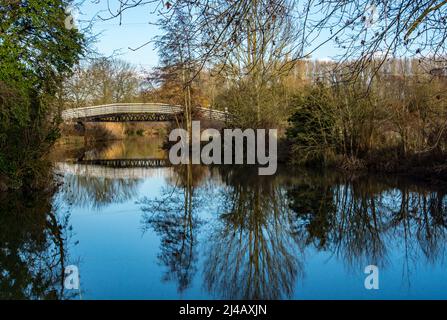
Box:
1 137 446 299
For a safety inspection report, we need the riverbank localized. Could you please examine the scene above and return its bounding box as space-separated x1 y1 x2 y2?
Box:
307 149 447 184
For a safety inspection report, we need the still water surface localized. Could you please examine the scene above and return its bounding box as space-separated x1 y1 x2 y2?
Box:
1 137 447 299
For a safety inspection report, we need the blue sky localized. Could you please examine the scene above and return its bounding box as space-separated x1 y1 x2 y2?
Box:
77 0 338 69
78 0 162 68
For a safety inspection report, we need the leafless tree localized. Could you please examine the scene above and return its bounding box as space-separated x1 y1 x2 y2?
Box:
97 0 447 77
63 58 141 108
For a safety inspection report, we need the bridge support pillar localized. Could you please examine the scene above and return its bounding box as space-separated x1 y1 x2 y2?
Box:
75 121 87 146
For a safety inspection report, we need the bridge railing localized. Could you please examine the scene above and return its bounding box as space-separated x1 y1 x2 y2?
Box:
62 103 184 121
195 107 231 122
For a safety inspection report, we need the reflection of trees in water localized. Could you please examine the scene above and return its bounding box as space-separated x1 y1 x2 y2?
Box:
61 174 142 210
203 168 304 300
139 164 211 293
289 177 388 269
288 172 447 274
97 137 166 160
382 186 447 281
139 164 447 298
203 168 447 298
50 137 166 162
0 187 76 300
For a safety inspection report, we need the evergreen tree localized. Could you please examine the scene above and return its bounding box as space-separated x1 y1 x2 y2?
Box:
0 0 84 189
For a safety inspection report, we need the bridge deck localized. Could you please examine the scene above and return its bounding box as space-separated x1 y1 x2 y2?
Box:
62 103 230 122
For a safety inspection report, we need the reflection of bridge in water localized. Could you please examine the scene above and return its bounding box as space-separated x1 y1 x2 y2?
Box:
55 161 173 179
79 158 171 168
